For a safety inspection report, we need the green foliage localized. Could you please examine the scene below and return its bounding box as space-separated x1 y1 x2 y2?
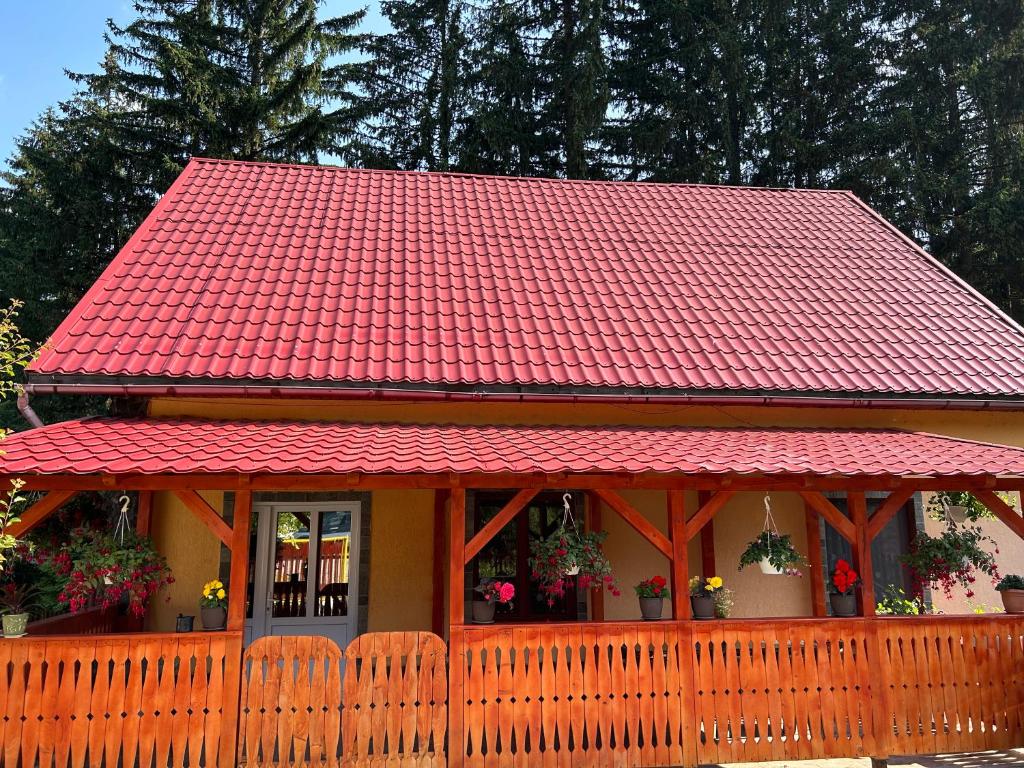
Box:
996 574 1024 591
901 522 999 600
876 585 924 616
528 527 620 606
927 491 1015 522
738 530 806 574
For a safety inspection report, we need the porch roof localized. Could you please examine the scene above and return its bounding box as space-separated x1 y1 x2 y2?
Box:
2 417 1024 480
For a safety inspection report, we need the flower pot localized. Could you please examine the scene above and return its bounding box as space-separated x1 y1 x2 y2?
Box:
639 596 664 621
1000 589 1024 614
830 593 858 617
690 595 715 620
176 614 195 633
2 612 29 638
472 600 496 624
759 557 784 575
200 606 226 631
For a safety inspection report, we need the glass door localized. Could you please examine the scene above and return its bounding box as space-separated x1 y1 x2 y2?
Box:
251 501 360 647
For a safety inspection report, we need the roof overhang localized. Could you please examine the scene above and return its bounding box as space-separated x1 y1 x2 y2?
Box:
2 418 1024 492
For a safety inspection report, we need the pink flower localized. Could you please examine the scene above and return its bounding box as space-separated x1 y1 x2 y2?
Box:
498 582 515 603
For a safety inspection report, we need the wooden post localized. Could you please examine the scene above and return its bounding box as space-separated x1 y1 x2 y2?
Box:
668 490 690 620
448 486 467 768
586 491 605 622
220 489 252 768
135 491 153 536
432 489 449 637
449 487 466 628
804 500 827 617
227 490 253 631
849 491 875 617
698 491 716 578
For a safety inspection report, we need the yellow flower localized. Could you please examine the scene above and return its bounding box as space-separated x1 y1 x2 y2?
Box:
217 588 226 599
203 587 211 597
707 576 724 590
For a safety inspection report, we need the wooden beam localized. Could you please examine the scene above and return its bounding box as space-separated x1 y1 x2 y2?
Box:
975 489 1024 540
804 500 827 617
684 491 736 542
449 487 466 627
697 490 717 577
432 489 449 637
593 489 672 559
172 490 232 547
135 491 153 536
464 489 539 564
799 491 857 543
867 489 915 541
4 490 76 538
849 491 875 617
226 490 252 631
586 491 605 622
668 491 690 620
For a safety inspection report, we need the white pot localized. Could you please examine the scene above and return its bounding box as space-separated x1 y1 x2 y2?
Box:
565 562 580 576
946 505 969 524
759 557 784 575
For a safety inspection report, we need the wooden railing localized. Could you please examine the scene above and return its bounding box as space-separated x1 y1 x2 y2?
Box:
452 615 1024 767
238 631 447 768
0 631 242 768
26 604 141 636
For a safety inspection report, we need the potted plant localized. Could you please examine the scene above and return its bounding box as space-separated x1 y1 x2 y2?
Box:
0 583 34 638
996 575 1024 614
46 527 174 618
634 575 669 620
200 579 227 630
739 530 806 576
688 576 724 619
529 529 620 607
472 580 515 623
829 559 860 616
900 523 998 601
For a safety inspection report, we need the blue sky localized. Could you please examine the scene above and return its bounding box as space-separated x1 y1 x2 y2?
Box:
0 1 383 163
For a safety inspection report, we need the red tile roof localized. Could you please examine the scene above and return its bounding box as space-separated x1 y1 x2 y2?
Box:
3 418 1024 478
29 158 1024 400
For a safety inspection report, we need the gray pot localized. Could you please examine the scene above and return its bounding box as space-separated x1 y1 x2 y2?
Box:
200 606 227 631
472 600 496 624
830 593 858 617
690 595 716 620
2 612 29 638
639 596 664 621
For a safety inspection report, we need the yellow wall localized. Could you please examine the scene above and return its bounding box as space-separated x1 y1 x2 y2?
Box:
367 489 435 631
149 490 225 632
145 397 1024 623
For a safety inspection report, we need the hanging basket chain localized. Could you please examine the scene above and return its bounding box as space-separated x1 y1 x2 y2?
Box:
762 493 778 559
562 492 579 535
113 494 133 545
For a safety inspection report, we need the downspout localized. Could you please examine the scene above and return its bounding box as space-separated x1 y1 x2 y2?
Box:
16 392 44 428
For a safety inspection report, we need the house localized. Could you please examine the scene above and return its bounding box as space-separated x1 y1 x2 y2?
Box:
2 157 1024 767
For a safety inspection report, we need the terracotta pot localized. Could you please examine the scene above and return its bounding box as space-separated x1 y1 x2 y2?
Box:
639 596 664 621
200 606 226 631
759 557 784 575
1000 589 1024 614
2 612 29 638
690 595 715 620
830 593 858 617
472 600 496 624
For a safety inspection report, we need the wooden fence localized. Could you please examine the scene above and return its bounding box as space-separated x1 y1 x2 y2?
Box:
0 617 1020 768
0 631 241 768
238 632 447 768
453 615 1024 767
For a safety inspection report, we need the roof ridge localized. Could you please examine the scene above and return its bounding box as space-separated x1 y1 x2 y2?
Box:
186 157 853 195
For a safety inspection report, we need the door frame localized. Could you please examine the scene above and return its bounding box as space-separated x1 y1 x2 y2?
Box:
249 499 361 645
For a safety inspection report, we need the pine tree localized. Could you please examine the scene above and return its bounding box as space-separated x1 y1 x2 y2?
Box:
350 0 466 171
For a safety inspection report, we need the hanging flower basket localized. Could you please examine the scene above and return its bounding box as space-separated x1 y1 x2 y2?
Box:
528 494 620 606
738 495 806 576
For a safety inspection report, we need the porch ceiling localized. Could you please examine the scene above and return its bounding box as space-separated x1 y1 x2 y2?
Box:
2 417 1024 483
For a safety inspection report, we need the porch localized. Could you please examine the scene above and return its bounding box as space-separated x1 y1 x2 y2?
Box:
1 418 1024 767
